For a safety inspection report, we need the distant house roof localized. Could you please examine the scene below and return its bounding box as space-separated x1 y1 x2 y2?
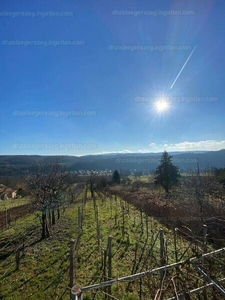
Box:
0 184 8 195
0 184 16 198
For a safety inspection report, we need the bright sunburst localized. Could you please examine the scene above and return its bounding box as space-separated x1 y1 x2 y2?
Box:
154 98 169 113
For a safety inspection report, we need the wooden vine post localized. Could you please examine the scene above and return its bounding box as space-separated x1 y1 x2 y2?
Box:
159 229 166 293
107 236 112 298
203 224 208 300
69 239 75 289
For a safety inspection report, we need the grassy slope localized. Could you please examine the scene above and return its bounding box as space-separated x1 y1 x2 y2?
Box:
0 197 32 211
0 191 202 300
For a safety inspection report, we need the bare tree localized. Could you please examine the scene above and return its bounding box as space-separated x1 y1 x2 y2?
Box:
87 172 98 198
27 163 68 239
183 171 223 222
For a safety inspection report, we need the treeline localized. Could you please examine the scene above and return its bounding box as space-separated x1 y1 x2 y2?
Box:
1 149 225 176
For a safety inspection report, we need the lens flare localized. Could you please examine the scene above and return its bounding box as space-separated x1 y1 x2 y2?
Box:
154 98 169 113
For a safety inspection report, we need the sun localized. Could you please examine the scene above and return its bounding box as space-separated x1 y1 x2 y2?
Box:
154 98 169 113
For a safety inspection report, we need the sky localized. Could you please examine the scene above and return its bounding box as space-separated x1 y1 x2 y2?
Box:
0 0 225 156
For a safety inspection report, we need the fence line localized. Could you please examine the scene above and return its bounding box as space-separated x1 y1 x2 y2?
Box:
71 260 186 299
0 202 35 229
167 278 225 300
68 191 225 300
192 264 225 297
70 247 225 299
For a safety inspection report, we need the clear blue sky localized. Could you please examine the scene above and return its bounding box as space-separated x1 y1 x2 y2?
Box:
0 0 224 155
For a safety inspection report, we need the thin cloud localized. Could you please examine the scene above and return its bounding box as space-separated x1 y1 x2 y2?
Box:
98 140 225 155
97 149 133 155
163 140 225 151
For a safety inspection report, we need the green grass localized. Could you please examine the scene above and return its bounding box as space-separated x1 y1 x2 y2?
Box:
0 197 33 211
128 175 154 183
0 190 212 299
0 202 79 300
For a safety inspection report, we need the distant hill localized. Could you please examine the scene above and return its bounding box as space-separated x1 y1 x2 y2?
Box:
0 150 225 176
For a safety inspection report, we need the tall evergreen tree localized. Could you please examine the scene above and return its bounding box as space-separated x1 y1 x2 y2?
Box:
154 151 180 193
112 170 120 185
